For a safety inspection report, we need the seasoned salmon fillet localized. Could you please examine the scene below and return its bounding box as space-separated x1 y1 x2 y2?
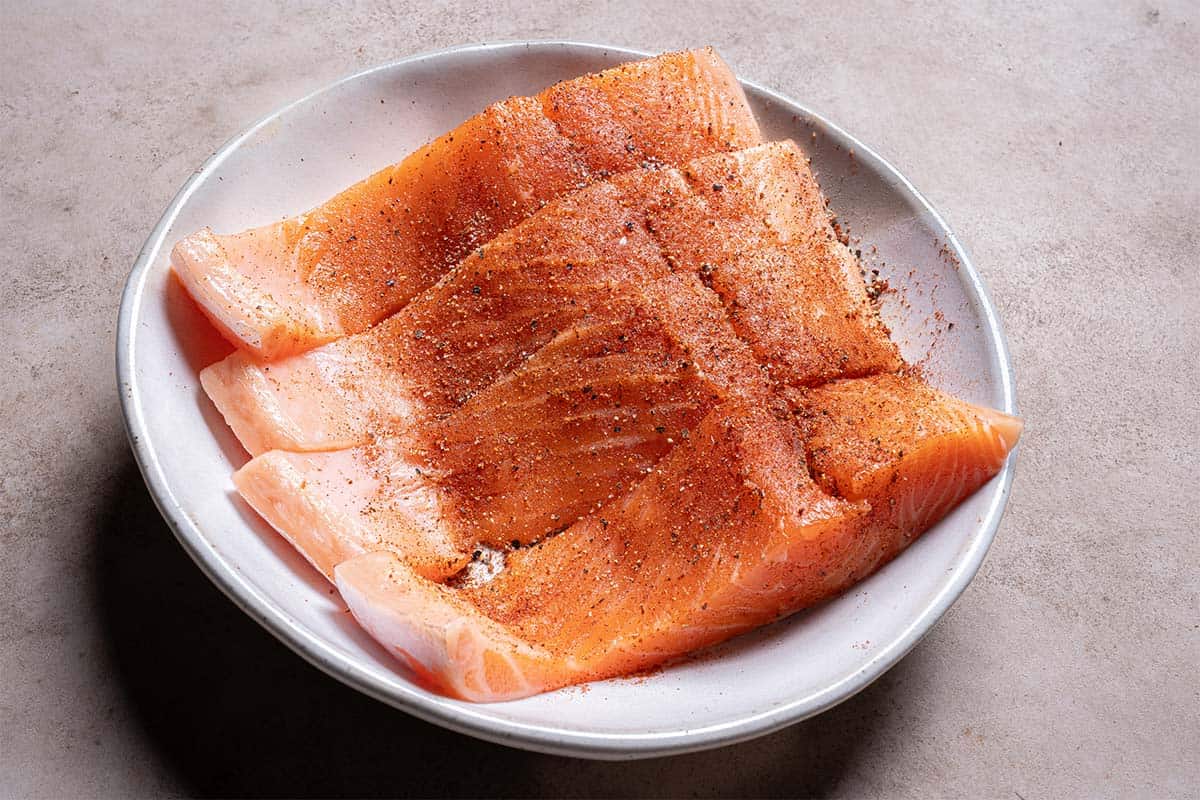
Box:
334 402 864 701
332 379 1019 701
173 48 760 359
234 277 777 580
201 172 685 455
204 142 897 456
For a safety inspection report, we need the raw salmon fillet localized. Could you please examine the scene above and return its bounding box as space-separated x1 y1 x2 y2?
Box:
202 172 686 455
332 381 1019 701
172 48 760 359
204 141 898 456
334 402 864 701
234 276 777 580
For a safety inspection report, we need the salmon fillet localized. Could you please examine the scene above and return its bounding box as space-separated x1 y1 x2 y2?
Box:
234 276 777 580
173 48 760 359
201 172 685 455
332 377 1019 701
334 402 863 701
204 141 897 456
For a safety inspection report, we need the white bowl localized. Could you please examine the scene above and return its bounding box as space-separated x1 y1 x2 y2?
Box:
117 42 1018 759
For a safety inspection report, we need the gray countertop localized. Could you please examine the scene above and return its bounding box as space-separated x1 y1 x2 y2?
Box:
3 1 1197 796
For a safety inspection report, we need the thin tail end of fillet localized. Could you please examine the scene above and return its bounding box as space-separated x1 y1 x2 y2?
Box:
687 47 763 147
200 353 291 457
335 551 564 702
857 403 1023 578
199 349 369 457
232 450 364 582
171 228 341 360
982 406 1024 454
233 447 473 584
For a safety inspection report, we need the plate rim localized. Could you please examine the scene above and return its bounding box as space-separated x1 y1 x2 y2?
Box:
116 39 1019 760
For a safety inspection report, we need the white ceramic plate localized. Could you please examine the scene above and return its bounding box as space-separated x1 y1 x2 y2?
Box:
117 42 1018 759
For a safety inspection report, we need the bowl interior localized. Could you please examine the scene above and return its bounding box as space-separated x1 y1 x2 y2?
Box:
119 42 1015 758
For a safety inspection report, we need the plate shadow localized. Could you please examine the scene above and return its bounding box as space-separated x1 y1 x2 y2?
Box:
97 455 921 798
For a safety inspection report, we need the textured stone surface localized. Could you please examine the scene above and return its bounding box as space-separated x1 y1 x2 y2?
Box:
2 1 1197 796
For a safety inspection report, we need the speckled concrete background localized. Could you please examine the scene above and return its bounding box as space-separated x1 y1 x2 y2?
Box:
2 1 1197 796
